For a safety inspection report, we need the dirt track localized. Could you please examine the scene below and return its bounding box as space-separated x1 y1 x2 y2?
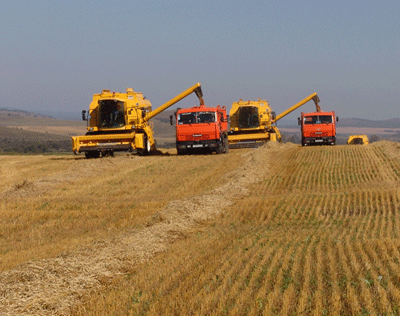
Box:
0 144 282 315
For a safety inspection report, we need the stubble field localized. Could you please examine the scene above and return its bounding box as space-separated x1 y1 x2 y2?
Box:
1 141 400 315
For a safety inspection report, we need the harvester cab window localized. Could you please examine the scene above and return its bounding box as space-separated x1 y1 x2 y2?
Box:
198 112 215 123
238 106 259 128
99 100 125 128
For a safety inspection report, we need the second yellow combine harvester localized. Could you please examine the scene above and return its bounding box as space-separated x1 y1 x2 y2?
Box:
228 93 321 148
72 83 203 158
347 135 369 145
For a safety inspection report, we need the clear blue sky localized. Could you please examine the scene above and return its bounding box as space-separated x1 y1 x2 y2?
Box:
1 0 399 120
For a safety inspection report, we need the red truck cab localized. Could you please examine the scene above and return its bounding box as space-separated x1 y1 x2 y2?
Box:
171 104 229 155
299 111 339 146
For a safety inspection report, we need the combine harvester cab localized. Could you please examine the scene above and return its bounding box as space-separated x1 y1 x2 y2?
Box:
171 103 229 155
228 93 321 149
347 135 369 145
72 83 203 158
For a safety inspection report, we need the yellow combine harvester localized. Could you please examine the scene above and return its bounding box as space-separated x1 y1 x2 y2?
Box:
228 93 320 148
347 135 369 145
72 83 203 158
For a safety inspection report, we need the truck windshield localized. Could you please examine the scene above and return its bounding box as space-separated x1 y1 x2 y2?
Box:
304 115 332 125
99 100 125 128
178 111 216 124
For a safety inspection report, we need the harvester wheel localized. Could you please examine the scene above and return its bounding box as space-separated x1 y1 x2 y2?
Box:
85 151 100 159
138 135 151 156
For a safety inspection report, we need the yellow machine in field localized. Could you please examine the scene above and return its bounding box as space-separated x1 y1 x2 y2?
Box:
347 135 369 145
228 93 320 148
72 83 203 158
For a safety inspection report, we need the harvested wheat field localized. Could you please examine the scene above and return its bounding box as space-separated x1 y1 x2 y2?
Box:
1 141 400 315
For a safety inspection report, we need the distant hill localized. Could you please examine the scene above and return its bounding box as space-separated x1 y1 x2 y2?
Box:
0 108 51 118
338 118 400 128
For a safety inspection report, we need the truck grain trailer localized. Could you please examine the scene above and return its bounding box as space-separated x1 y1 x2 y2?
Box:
72 83 203 158
298 111 339 146
228 93 321 148
171 103 229 155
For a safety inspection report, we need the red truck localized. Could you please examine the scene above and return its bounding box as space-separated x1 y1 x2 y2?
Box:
171 104 229 155
298 111 339 146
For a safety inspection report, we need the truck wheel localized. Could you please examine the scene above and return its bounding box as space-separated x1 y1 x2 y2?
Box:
177 148 185 155
216 141 223 154
224 136 229 154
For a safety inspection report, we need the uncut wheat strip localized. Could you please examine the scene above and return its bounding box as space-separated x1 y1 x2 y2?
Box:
328 192 352 242
208 238 286 315
347 240 376 313
354 146 370 184
371 189 385 239
355 190 374 241
387 190 398 239
225 239 286 315
275 238 306 315
198 242 276 315
0 149 266 315
288 148 307 191
346 146 362 187
295 238 317 314
381 240 400 307
359 146 378 184
261 237 303 314
342 190 365 241
171 233 271 315
286 148 316 194
327 241 343 314
371 145 399 184
243 238 307 315
323 147 337 189
322 147 336 191
291 194 314 222
393 191 400 239
280 193 305 223
352 146 370 185
210 240 278 315
364 145 388 184
213 237 280 315
363 190 382 240
337 239 363 314
298 193 324 224
331 146 344 192
377 142 400 178
378 191 390 239
312 239 329 315
312 148 327 192
318 190 335 228
362 240 393 314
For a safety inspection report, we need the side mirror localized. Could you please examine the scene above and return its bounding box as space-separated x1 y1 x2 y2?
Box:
336 117 339 122
298 117 301 125
82 110 87 121
170 115 173 125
